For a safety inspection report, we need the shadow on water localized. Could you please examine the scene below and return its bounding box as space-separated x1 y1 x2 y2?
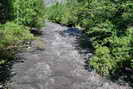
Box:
61 27 133 88
61 27 94 72
62 27 82 37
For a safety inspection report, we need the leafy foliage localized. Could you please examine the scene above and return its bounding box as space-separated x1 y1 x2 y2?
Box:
0 0 45 65
11 0 45 28
82 0 133 75
45 2 79 26
90 46 115 75
46 0 133 76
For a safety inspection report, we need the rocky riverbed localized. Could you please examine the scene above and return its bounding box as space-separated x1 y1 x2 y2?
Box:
7 22 131 89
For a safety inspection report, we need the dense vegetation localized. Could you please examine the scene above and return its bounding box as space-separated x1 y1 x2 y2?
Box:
46 0 133 77
0 0 45 65
12 0 45 28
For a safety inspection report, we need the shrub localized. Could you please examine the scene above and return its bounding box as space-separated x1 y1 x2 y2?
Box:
45 1 80 26
90 46 116 75
11 0 45 28
45 3 64 23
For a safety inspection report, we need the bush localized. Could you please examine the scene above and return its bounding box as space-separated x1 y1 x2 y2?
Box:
45 1 80 26
11 0 45 28
90 46 116 75
72 0 133 76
